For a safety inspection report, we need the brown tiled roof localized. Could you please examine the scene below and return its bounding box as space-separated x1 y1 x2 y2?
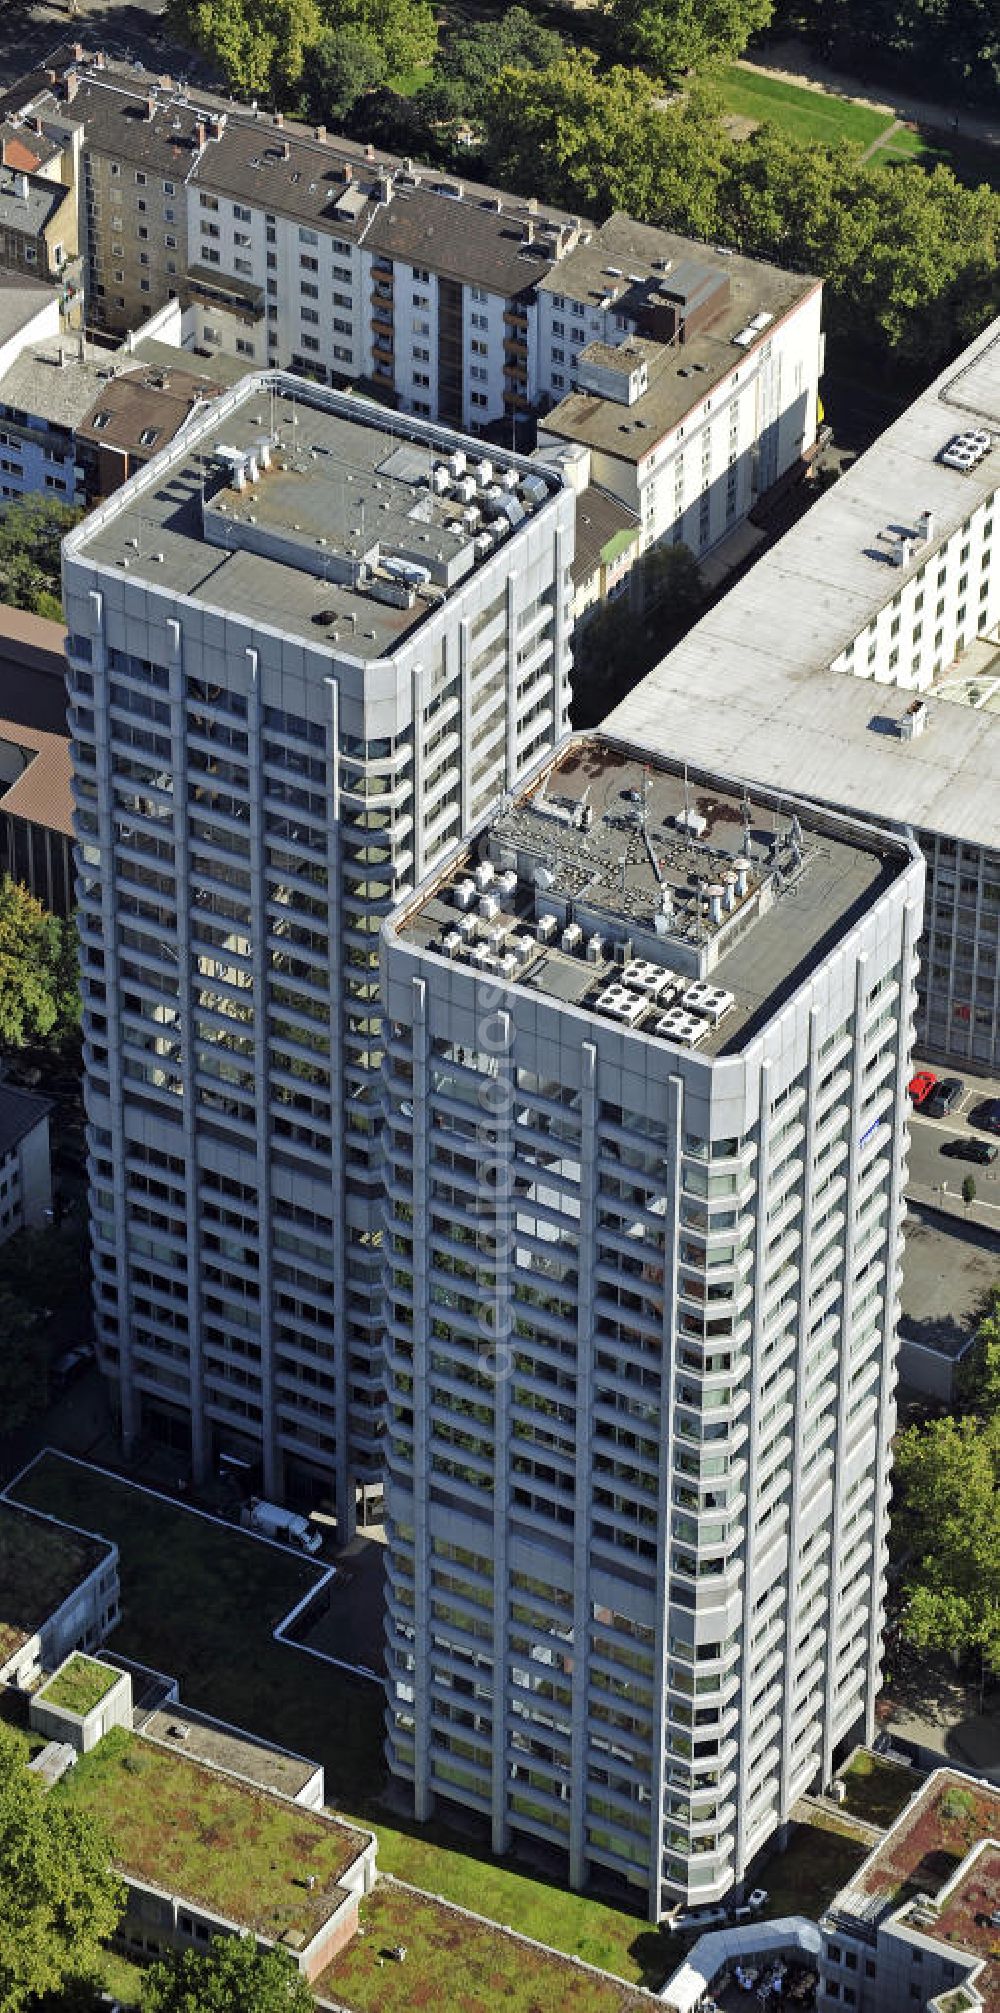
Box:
0 714 73 836
76 358 227 454
50 54 582 281
0 132 43 174
65 74 206 175
363 184 554 297
190 119 382 239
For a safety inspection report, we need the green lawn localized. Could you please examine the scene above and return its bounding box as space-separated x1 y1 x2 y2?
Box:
843 1750 922 1829
749 1815 869 1922
385 63 434 97
90 1947 146 2006
716 63 893 149
337 1809 680 1988
870 123 936 164
317 1881 655 2012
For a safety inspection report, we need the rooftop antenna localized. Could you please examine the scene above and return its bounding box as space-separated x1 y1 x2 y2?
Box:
683 761 690 832
620 853 628 897
741 783 752 855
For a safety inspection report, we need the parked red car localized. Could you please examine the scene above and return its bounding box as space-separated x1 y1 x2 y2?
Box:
908 1070 937 1105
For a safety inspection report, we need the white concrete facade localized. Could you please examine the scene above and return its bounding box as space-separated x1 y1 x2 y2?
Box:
380 737 923 1919
62 373 574 1530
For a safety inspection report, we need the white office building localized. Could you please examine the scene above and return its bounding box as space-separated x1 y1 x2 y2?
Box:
381 735 923 1919
610 317 1000 1069
61 372 574 1530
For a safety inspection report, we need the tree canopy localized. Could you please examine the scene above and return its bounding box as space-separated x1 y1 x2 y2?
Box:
894 1284 1000 1673
484 55 728 234
432 8 564 121
141 1935 315 2013
0 1723 124 2013
0 879 80 1051
0 494 81 622
167 0 434 105
478 59 1000 384
782 0 1000 108
894 1411 1000 1673
608 0 774 79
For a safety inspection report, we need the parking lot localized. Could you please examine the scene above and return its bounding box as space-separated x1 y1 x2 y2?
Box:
906 1061 1000 1225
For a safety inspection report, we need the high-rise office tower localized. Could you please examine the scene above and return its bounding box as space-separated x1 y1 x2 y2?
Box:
380 736 923 1918
62 372 574 1532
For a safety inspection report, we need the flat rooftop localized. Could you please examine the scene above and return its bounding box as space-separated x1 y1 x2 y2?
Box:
66 372 563 659
393 736 909 1058
538 211 819 458
930 1841 1000 2003
608 317 1000 848
0 1500 112 1670
834 1771 1000 2005
57 1726 367 1943
141 1704 320 1801
853 1773 1000 1906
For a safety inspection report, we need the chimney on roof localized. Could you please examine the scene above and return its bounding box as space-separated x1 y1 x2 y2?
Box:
94 49 106 68
274 111 284 128
365 142 375 161
160 75 174 91
64 71 79 103
208 111 224 139
15 170 28 201
280 138 290 161
146 93 156 120
314 124 326 143
195 118 206 149
32 115 44 134
342 161 353 181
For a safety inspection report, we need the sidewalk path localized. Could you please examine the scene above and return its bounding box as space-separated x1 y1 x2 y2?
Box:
740 37 1000 150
